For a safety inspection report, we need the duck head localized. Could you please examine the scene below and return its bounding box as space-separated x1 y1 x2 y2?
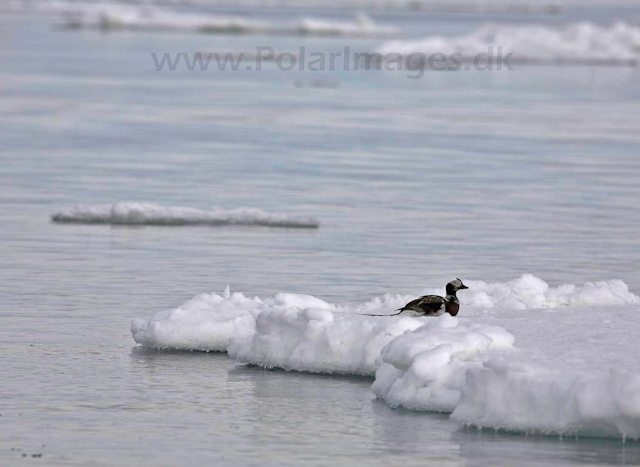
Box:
446 278 469 295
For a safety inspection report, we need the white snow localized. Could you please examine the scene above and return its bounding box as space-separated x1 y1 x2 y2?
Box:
452 361 640 439
132 289 425 373
457 274 640 309
131 275 640 440
131 286 260 351
378 21 640 65
51 202 319 228
228 304 424 375
372 315 515 412
373 316 640 439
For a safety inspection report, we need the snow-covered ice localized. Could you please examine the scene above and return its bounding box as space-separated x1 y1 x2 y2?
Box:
54 2 396 37
228 302 425 375
373 315 640 439
378 21 640 65
51 203 319 228
460 274 639 309
4 0 566 15
132 288 425 373
131 286 260 352
131 275 640 440
371 316 515 411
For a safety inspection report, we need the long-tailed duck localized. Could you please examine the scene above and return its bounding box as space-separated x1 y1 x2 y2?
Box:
361 279 468 317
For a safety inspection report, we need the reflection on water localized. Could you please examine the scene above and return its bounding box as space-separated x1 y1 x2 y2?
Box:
127 349 640 467
454 429 640 466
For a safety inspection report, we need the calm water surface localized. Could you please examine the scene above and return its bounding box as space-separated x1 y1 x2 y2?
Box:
1 6 640 465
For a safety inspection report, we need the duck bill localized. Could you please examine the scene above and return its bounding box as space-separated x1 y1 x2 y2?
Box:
460 284 469 289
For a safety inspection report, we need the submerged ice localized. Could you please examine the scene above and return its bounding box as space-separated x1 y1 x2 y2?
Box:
131 275 640 440
51 203 319 228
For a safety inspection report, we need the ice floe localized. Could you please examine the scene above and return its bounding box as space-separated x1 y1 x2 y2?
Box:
378 21 640 65
131 275 640 439
55 3 396 37
51 203 319 228
373 317 640 439
229 305 425 375
6 0 566 15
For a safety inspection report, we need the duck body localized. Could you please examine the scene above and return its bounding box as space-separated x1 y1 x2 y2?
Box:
396 294 460 317
358 279 468 318
396 279 468 317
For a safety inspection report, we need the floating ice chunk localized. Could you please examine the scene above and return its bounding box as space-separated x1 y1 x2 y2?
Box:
294 12 394 36
131 276 640 439
372 316 515 411
372 318 640 439
131 275 639 354
131 291 262 351
132 287 423 374
51 203 319 228
452 363 640 439
229 309 424 375
378 21 640 65
56 3 396 37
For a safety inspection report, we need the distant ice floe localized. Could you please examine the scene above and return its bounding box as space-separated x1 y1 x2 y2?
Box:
51 203 319 228
55 2 396 37
3 0 566 15
378 21 640 66
131 275 640 440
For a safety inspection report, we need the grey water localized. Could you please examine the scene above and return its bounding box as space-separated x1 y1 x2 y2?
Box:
2 3 640 465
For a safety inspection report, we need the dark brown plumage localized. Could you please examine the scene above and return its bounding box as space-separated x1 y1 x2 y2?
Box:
396 294 447 316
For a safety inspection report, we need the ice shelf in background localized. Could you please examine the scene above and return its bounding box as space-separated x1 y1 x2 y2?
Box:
378 21 640 65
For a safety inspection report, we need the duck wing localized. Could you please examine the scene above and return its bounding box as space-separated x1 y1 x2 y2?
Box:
398 295 445 314
415 295 446 314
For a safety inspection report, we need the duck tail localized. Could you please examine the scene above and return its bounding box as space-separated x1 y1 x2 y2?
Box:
358 309 403 317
